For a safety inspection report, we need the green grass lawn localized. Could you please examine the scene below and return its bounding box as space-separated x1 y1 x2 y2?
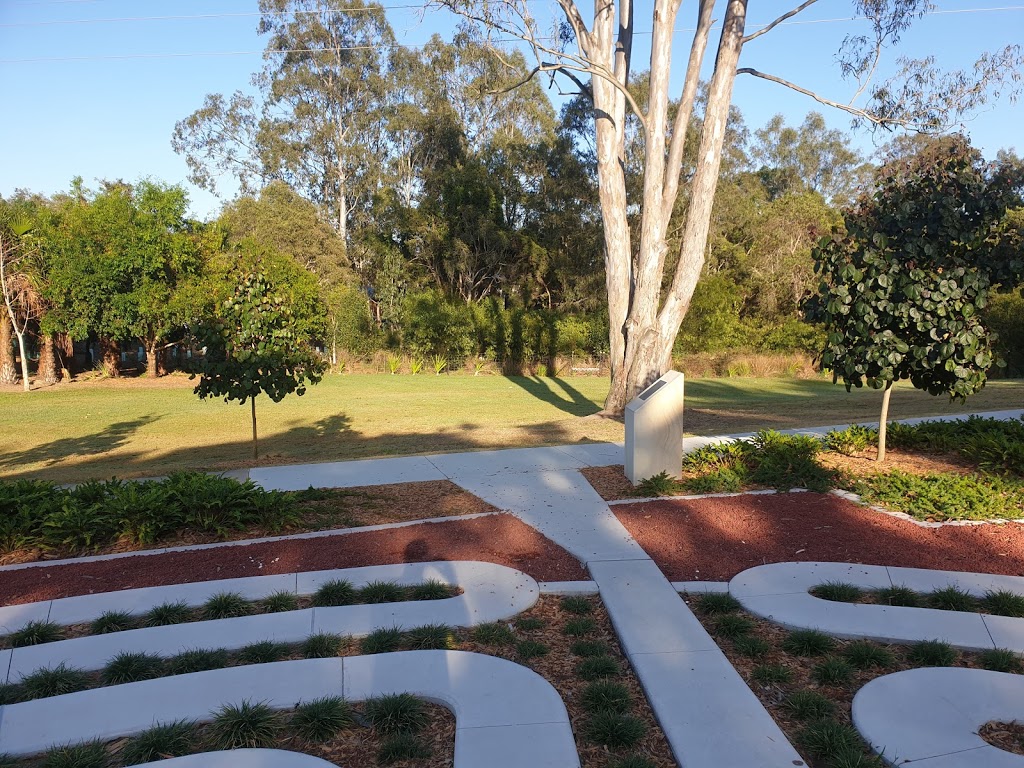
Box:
0 373 1020 484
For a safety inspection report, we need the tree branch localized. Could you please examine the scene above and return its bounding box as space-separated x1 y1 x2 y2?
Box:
736 67 899 126
743 0 819 44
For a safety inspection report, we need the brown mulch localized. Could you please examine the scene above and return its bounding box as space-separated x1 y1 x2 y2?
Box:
613 492 1024 582
980 722 1024 755
0 480 497 568
0 514 586 606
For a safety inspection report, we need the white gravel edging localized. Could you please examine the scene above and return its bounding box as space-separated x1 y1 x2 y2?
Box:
0 651 580 768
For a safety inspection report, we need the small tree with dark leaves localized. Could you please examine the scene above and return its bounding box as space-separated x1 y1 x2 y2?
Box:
804 136 1023 461
191 268 326 459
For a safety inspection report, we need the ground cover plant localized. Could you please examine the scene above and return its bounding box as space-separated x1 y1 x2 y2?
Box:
809 583 1024 618
2 374 1020 486
0 582 460 650
689 598 1024 768
1 596 677 768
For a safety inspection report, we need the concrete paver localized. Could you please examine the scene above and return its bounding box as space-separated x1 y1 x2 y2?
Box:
133 750 338 768
251 455 446 491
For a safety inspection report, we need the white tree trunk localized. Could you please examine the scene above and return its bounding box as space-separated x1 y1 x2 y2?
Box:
14 329 29 392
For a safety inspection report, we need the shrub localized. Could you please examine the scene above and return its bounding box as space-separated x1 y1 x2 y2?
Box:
978 648 1023 673
42 740 108 768
364 693 428 734
981 589 1024 617
781 629 835 656
312 579 356 607
302 633 344 659
907 640 958 667
577 656 619 681
21 663 90 700
471 622 516 646
238 640 289 664
855 470 1024 522
683 466 748 493
359 580 405 604
291 696 351 743
516 640 549 660
202 592 252 620
406 623 455 650
90 611 136 635
580 681 632 715
209 700 281 749
168 648 230 675
748 431 836 492
122 721 196 765
811 582 863 603
377 734 431 763
695 592 742 614
637 472 683 497
101 652 165 685
261 591 299 613
751 664 793 685
842 641 894 670
560 596 593 615
824 425 877 455
10 620 64 647
876 585 920 607
928 586 977 612
811 657 854 686
585 712 646 748
784 690 835 721
360 627 404 655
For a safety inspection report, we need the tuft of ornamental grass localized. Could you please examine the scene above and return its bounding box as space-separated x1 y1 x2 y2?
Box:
571 640 609 658
842 640 894 670
471 622 516 646
585 712 646 748
406 623 455 650
560 596 593 615
168 648 230 675
607 757 656 768
377 733 431 763
783 690 834 721
0 684 21 705
516 640 549 660
981 589 1024 618
42 740 108 768
515 616 545 631
563 617 597 637
928 585 976 613
10 620 64 648
360 627 404 655
261 591 299 613
144 601 193 627
358 580 405 604
311 579 356 607
876 585 919 607
751 664 793 685
811 657 854 686
978 648 1023 673
209 700 281 749
829 748 886 768
733 636 771 659
811 582 863 603
696 592 742 614
202 592 251 620
797 719 863 760
90 611 136 635
580 681 632 715
781 629 836 657
302 633 344 659
907 640 958 667
121 720 197 765
714 614 754 640
101 651 165 685
577 656 620 681
410 580 454 601
364 693 428 734
238 640 289 665
291 696 352 743
21 663 90 700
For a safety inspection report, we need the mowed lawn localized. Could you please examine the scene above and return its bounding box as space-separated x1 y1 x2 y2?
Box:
0 373 1021 484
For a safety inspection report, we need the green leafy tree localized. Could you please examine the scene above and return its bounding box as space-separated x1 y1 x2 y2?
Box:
804 135 1024 461
191 268 327 459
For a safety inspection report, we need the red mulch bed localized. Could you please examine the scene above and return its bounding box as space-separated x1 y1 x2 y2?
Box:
0 514 586 606
613 492 1024 582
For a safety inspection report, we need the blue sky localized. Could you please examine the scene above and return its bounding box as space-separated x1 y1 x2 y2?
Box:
1 1 1022 220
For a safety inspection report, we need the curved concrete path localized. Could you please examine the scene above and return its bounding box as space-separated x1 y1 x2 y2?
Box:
854 667 1024 767
135 751 338 768
5 561 538 682
730 561 1024 651
0 651 579 767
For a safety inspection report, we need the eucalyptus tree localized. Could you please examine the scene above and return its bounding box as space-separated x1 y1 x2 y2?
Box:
438 0 1024 413
0 212 40 391
173 0 396 243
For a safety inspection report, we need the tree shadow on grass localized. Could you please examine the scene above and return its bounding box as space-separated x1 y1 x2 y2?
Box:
504 376 601 417
0 414 162 470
